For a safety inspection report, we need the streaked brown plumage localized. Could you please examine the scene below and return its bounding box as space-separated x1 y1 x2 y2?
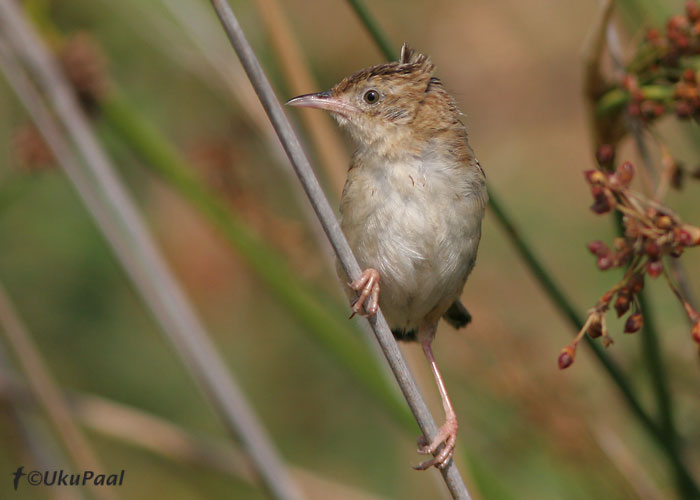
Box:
287 44 487 470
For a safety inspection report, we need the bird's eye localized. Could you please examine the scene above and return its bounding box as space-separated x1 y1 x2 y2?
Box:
363 89 379 104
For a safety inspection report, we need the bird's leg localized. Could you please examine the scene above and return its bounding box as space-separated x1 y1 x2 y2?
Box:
348 268 380 318
414 325 458 470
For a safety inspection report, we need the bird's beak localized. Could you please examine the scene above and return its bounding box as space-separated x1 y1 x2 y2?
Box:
286 91 356 116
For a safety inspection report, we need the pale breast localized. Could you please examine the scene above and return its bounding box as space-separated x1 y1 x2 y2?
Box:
340 151 486 332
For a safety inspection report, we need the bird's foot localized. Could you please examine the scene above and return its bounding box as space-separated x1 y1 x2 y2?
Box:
413 417 458 470
348 268 380 318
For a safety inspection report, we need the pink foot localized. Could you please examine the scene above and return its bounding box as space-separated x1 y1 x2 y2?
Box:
348 268 380 318
414 417 458 470
413 329 459 470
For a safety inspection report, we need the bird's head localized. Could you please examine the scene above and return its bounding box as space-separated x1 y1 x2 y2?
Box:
287 44 459 153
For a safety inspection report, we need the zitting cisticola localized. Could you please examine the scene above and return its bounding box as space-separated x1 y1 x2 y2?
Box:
287 44 487 470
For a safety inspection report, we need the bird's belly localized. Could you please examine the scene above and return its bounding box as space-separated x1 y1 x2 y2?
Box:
341 171 482 331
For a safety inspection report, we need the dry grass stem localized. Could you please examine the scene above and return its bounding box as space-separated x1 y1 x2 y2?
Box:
582 0 617 147
0 375 391 500
253 0 349 195
593 424 668 500
0 346 87 500
0 284 117 500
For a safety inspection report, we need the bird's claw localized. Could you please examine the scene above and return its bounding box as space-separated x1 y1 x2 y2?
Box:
348 268 380 318
413 418 458 470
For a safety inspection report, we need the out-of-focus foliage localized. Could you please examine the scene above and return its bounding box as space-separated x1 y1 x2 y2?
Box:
0 0 698 499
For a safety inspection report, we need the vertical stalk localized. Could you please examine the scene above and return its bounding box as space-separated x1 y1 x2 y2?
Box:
344 0 395 60
625 129 694 498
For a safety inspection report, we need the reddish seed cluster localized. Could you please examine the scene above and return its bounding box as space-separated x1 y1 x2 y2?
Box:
644 5 700 64
595 144 615 170
583 162 700 261
673 68 700 118
622 2 700 122
646 3 700 64
574 4 700 370
58 32 109 114
584 161 634 214
623 69 700 123
558 345 575 370
559 160 700 369
623 75 666 122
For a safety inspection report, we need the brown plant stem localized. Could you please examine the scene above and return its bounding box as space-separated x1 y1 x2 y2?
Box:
0 345 85 500
582 0 617 147
252 0 348 195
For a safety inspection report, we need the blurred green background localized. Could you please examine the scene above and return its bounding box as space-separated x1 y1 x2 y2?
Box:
0 0 698 499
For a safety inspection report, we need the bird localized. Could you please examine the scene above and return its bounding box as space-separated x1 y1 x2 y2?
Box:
287 44 487 470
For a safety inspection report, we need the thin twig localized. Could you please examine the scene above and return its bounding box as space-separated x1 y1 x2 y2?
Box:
630 121 659 191
0 4 304 500
207 1 472 498
625 127 693 497
653 143 675 203
669 260 698 316
630 275 698 497
0 283 116 500
645 138 699 313
629 130 676 438
593 424 667 500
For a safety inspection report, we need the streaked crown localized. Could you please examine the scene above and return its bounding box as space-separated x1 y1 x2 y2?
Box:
287 44 463 152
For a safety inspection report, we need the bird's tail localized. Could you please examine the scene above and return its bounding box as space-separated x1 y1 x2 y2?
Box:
443 300 472 329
